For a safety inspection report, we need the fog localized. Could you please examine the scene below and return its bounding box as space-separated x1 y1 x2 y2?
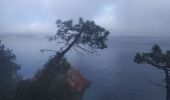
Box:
1 0 170 36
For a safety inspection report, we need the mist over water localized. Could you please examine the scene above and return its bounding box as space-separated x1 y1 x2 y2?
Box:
1 35 169 100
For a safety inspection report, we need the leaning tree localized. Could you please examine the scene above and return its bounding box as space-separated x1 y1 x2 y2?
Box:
42 18 110 62
37 18 109 99
134 45 170 100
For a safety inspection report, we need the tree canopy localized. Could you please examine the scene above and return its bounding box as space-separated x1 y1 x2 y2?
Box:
134 45 170 69
56 18 109 50
44 18 109 61
0 40 20 98
134 44 170 100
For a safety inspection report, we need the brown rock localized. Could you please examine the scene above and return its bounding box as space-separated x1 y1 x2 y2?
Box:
67 67 90 93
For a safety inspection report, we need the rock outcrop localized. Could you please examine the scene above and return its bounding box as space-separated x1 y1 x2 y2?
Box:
67 67 90 93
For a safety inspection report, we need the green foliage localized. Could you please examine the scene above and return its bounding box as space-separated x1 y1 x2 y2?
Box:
134 45 170 100
134 44 170 67
13 54 81 100
55 18 109 54
151 44 161 53
0 40 20 98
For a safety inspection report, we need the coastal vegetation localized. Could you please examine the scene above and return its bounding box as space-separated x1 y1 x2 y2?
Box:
134 45 170 100
0 18 109 100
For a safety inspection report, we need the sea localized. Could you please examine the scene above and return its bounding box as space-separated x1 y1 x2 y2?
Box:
1 34 169 100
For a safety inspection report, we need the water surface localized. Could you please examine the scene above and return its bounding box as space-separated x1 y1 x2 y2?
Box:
1 35 168 100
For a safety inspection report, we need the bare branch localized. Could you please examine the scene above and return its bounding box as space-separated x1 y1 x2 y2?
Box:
60 41 70 51
73 46 84 56
140 59 168 71
40 49 57 53
73 45 94 54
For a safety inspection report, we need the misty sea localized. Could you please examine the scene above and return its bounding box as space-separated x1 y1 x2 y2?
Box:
1 34 169 100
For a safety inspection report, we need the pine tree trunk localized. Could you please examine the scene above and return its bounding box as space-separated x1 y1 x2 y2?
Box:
55 32 82 63
164 69 170 100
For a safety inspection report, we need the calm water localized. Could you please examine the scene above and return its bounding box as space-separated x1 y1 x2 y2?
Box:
1 35 169 100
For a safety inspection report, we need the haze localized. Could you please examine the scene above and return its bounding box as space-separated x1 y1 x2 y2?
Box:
0 0 170 36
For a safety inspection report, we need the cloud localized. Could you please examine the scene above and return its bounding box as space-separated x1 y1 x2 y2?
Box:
9 22 56 34
112 0 170 36
94 6 116 29
0 0 116 34
95 0 170 36
0 0 170 36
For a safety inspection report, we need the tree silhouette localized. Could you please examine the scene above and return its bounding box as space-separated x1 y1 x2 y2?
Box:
134 45 170 100
14 57 76 100
0 40 20 99
42 18 109 62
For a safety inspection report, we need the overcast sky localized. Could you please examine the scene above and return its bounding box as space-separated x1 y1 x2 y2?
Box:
0 0 170 36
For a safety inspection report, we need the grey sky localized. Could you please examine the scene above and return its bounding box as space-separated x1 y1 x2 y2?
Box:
0 0 170 36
